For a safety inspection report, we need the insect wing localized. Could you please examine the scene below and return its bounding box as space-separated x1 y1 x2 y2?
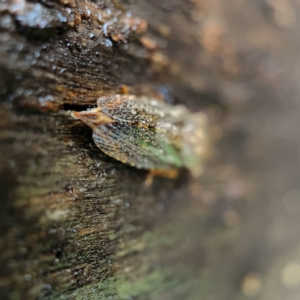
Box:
92 122 183 170
97 95 180 126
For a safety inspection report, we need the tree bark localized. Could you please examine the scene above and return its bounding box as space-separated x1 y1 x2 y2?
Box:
1 0 300 299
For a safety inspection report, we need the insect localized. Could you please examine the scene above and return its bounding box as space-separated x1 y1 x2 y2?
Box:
70 94 209 178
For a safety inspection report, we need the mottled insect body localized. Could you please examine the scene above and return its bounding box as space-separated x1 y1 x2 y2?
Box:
71 94 208 177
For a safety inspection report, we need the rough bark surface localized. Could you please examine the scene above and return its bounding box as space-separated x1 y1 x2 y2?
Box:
1 0 300 299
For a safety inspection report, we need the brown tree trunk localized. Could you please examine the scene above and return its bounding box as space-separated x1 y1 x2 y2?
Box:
1 0 300 299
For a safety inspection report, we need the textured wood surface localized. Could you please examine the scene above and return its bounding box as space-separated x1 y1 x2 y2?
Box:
1 0 300 299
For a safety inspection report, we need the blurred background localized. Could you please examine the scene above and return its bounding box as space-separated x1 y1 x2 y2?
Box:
0 0 300 299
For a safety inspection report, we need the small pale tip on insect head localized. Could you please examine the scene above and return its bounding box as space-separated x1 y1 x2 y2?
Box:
70 111 82 119
70 108 100 120
69 108 114 129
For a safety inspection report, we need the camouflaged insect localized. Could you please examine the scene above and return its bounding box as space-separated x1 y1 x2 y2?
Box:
71 94 209 177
